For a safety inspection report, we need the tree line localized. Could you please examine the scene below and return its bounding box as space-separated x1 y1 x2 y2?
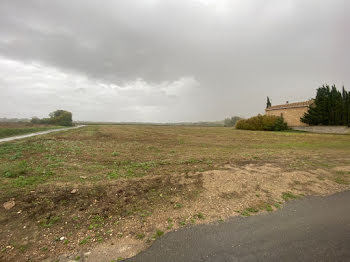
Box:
301 85 350 126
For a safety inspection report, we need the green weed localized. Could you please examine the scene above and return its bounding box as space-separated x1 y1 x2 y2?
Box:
156 230 164 237
282 192 298 201
334 177 349 185
151 230 164 240
273 202 281 209
41 216 61 228
240 210 250 217
136 233 145 239
265 205 273 212
245 207 259 213
179 220 186 226
79 237 90 245
173 203 183 209
194 213 205 220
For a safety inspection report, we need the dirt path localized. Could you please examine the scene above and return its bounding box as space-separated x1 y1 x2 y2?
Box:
0 125 85 143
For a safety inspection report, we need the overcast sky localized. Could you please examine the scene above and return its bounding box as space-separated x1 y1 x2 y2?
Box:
0 0 349 122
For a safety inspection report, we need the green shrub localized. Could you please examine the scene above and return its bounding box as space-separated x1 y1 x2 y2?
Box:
236 114 288 131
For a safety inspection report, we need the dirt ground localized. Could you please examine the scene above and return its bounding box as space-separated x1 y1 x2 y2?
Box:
0 125 349 261
79 164 350 262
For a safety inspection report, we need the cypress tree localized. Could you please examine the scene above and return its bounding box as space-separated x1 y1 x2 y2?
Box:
330 85 343 125
329 85 335 124
318 85 330 125
342 87 349 126
348 94 350 126
301 103 320 125
301 85 349 126
347 90 350 126
266 96 271 108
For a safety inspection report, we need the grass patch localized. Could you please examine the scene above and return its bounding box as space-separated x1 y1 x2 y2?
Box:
265 205 273 212
0 125 64 139
238 207 260 217
282 192 298 201
136 233 145 239
334 177 349 185
1 160 30 178
112 151 120 156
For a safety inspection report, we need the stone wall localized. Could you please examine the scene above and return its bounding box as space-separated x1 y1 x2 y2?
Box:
291 126 350 134
265 107 309 127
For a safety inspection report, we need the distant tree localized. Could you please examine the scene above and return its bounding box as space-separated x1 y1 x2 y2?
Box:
49 110 73 126
30 110 73 126
301 85 349 126
30 117 40 124
224 116 242 127
266 97 272 108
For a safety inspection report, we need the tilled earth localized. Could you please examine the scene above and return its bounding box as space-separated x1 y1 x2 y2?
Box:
0 125 350 261
1 164 349 262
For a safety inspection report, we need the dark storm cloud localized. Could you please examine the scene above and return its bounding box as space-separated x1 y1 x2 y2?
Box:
0 0 349 121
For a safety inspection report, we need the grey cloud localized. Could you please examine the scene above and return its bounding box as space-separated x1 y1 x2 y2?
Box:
0 0 349 121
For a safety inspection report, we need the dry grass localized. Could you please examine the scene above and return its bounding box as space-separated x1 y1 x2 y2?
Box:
0 125 350 261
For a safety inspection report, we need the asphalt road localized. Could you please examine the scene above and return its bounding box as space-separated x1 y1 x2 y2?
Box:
127 190 350 262
0 125 85 143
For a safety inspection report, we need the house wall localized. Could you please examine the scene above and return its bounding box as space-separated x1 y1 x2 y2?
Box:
265 107 309 127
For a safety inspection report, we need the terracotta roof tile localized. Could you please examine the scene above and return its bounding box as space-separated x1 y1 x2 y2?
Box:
265 100 313 111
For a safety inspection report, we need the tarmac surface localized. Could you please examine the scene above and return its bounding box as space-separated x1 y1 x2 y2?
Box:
127 190 350 262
